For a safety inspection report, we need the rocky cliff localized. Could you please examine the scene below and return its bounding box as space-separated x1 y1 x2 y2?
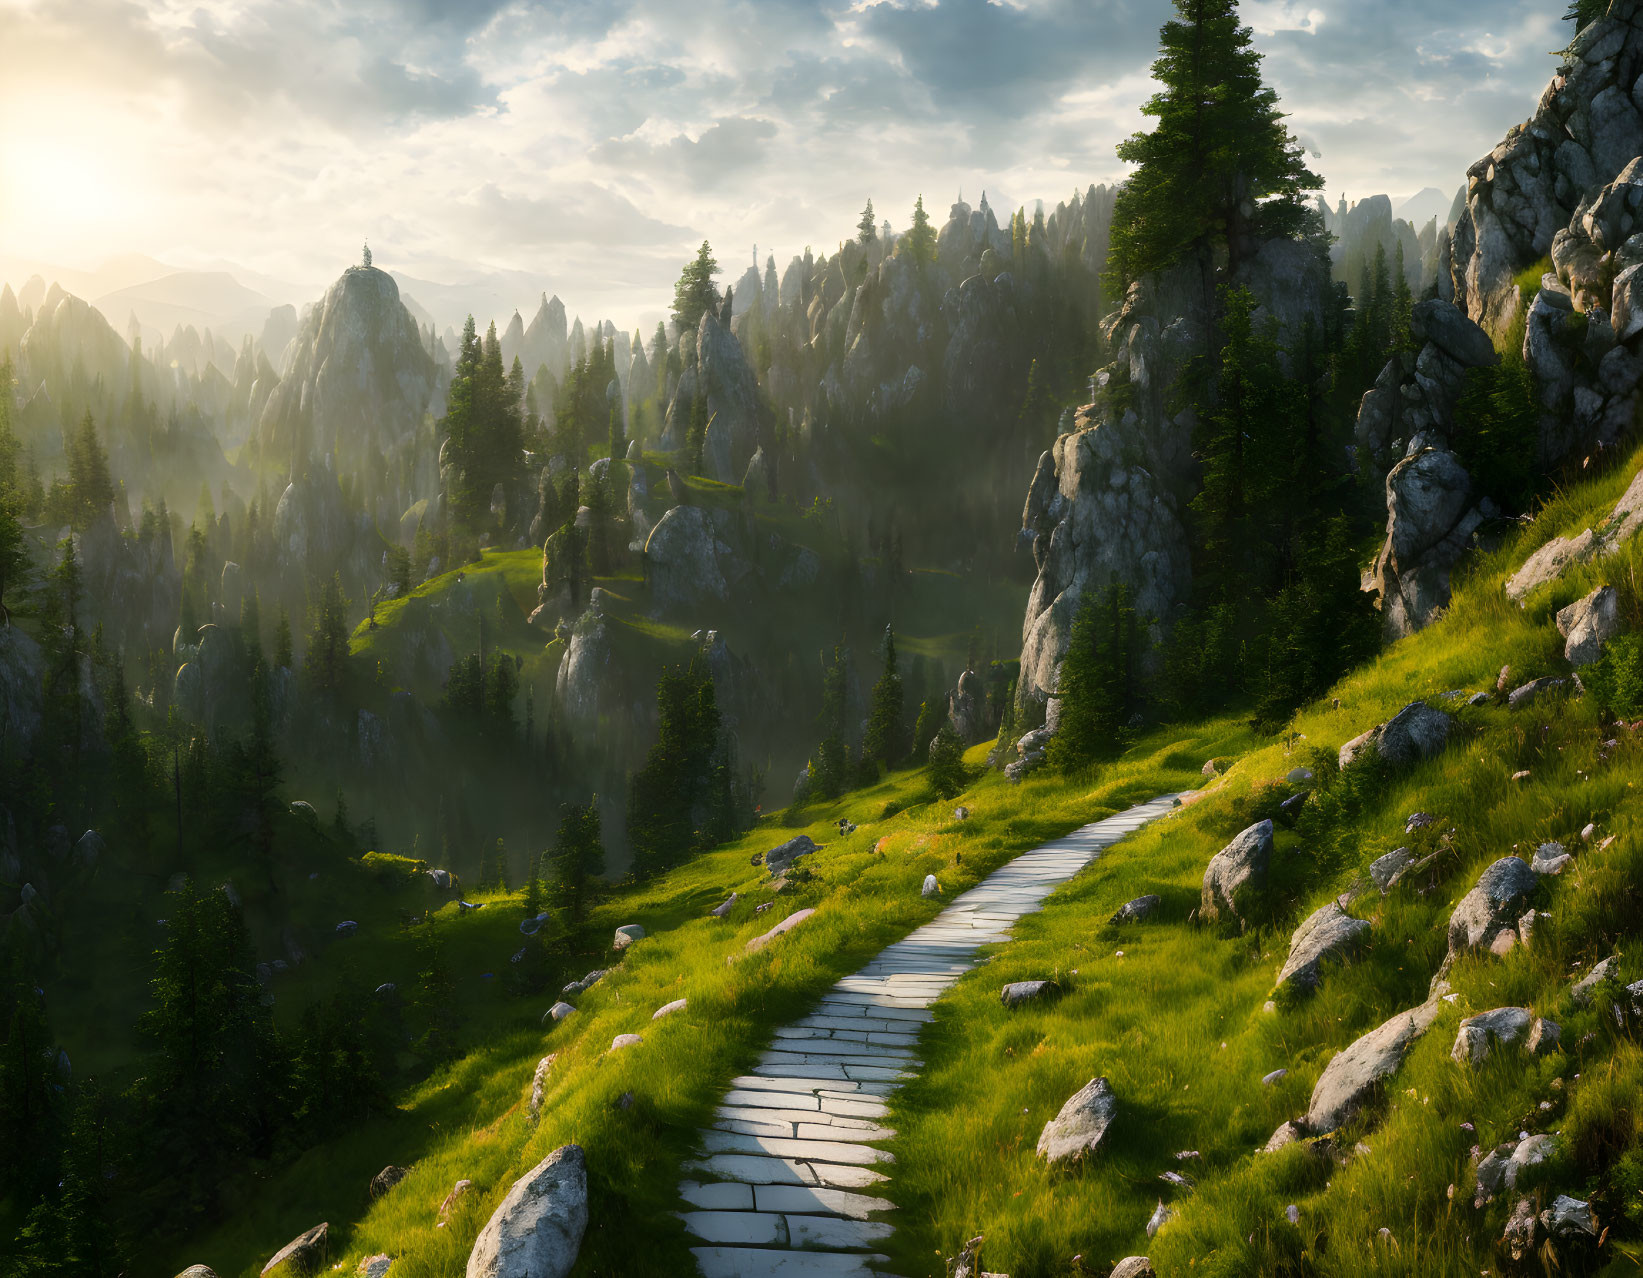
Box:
255 264 437 529
1016 240 1333 700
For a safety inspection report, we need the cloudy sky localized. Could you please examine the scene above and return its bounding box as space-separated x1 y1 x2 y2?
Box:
0 0 1568 330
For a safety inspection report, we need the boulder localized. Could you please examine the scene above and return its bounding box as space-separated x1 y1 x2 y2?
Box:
1111 894 1161 924
766 835 818 878
1339 701 1454 770
1507 676 1569 710
1275 903 1372 993
1036 1076 1118 1163
529 1055 555 1123
921 874 941 898
544 1002 575 1024
609 1033 642 1050
1110 1260 1156 1278
710 893 739 917
1373 446 1491 637
1450 1006 1533 1064
645 506 730 611
260 1223 328 1277
359 1259 392 1278
369 1165 407 1199
1447 857 1539 962
1503 1198 1542 1262
1000 980 1056 1008
612 924 646 951
1369 848 1417 893
1572 955 1622 1005
1201 820 1273 922
652 998 687 1019
1557 585 1621 665
465 1144 587 1278
742 908 815 957
1541 1194 1600 1244
1531 841 1573 875
1305 995 1446 1134
562 970 606 996
1527 1017 1562 1055
175 1269 221 1278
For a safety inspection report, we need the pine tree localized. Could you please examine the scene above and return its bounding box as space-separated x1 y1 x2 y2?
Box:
273 607 293 668
857 199 877 245
903 196 937 266
0 493 27 626
861 625 906 770
910 698 941 764
627 670 721 878
303 574 351 694
673 242 721 337
65 411 115 530
1048 584 1141 773
1109 0 1321 289
547 798 605 924
926 725 968 800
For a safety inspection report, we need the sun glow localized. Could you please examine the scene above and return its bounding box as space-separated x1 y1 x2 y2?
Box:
0 130 130 255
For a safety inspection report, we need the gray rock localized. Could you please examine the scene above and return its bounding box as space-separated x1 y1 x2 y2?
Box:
554 608 613 730
1262 1068 1288 1086
652 998 686 1019
1145 1200 1172 1238
562 969 606 996
1111 894 1161 924
710 893 739 918
1276 903 1372 992
1556 585 1621 666
1109 1260 1155 1278
1541 1194 1599 1242
1572 955 1622 1005
1001 980 1056 1008
1373 447 1488 638
766 835 818 878
359 1258 392 1278
1263 1120 1306 1153
465 1145 587 1278
1306 995 1446 1134
1369 848 1417 892
612 924 645 951
529 1055 555 1122
1450 1006 1533 1064
921 873 941 898
175 1268 221 1278
609 1033 642 1050
1447 857 1539 960
369 1165 407 1199
544 1002 575 1024
1036 1076 1118 1163
260 1223 328 1276
1339 702 1453 770
644 506 730 610
1508 676 1569 710
1531 841 1573 875
1201 820 1273 922
1507 528 1605 601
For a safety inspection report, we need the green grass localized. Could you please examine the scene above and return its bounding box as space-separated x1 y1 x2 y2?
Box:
877 445 1643 1277
169 722 1243 1277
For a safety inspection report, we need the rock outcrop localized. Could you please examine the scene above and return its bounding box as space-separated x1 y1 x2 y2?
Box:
1201 820 1273 923
1306 992 1446 1134
1445 856 1540 965
1557 583 1622 663
1276 903 1372 993
1016 242 1332 699
256 264 436 526
1450 1 1643 339
1036 1076 1119 1163
465 1144 587 1278
1372 444 1496 638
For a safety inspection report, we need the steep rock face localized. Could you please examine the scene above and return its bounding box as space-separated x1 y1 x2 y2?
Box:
1353 299 1499 472
555 606 613 730
1373 445 1496 638
1450 0 1643 337
256 265 436 521
1017 241 1331 699
76 508 181 657
694 313 763 484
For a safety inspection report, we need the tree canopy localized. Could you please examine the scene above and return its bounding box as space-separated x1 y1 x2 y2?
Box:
1108 0 1321 289
672 241 721 337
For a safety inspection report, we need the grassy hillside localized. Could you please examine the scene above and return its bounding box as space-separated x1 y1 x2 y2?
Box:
177 446 1643 1278
169 723 1254 1277
879 446 1643 1276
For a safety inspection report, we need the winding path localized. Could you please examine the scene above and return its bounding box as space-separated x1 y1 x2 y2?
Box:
678 792 1186 1277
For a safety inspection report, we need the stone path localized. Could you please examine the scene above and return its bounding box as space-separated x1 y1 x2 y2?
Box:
679 792 1185 1277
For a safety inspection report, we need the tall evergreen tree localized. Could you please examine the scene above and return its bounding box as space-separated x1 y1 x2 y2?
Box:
673 242 720 337
547 798 605 924
861 625 906 770
903 196 937 266
627 669 721 878
1048 584 1141 773
857 199 877 244
1108 0 1321 289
